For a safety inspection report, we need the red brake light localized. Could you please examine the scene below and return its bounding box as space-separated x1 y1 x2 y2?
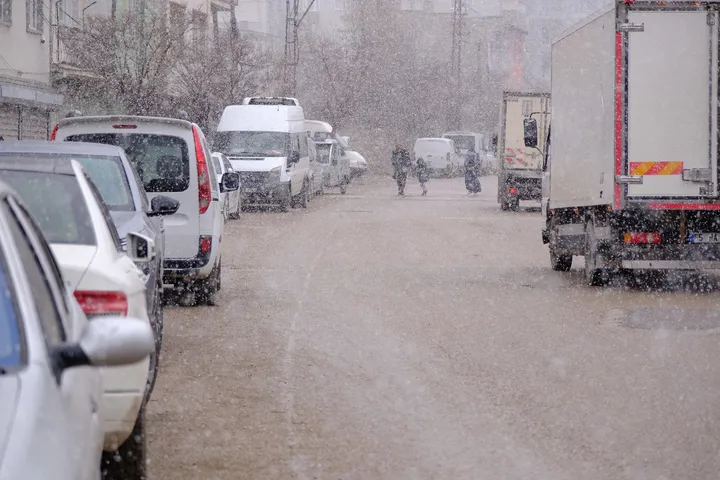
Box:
192 125 212 215
112 124 137 129
74 291 128 316
509 187 517 194
49 124 59 141
624 232 662 244
200 236 212 254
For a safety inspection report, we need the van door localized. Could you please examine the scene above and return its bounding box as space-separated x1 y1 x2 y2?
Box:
627 9 718 198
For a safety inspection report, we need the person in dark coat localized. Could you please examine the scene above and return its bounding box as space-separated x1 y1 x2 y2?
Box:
416 157 429 196
391 144 412 196
464 145 482 196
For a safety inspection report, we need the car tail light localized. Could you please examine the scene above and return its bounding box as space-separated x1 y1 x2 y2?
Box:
624 232 662 244
49 124 59 140
112 124 137 129
192 125 212 214
200 235 212 254
74 291 128 317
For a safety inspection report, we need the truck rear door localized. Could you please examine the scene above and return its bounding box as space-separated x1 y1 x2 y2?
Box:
627 8 719 198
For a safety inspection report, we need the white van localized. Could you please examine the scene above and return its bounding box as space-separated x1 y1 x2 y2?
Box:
51 116 239 305
413 138 462 177
216 105 311 211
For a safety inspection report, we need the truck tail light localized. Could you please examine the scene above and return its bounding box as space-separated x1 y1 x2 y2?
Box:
624 232 662 244
509 187 517 194
192 125 212 214
74 291 128 317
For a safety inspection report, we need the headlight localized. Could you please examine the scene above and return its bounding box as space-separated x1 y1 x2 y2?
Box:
269 166 282 182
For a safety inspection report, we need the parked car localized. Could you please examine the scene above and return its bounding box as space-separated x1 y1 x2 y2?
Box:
212 152 242 220
0 140 179 384
51 115 239 305
0 166 156 479
337 135 368 179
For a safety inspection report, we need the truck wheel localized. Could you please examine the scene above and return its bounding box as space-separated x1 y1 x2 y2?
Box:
280 185 291 212
101 409 147 480
550 249 572 272
300 180 309 208
500 200 509 211
584 220 608 286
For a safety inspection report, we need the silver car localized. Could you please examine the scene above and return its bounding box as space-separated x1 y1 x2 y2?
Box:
0 181 154 480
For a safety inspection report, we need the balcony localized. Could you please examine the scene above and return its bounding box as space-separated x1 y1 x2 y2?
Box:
51 26 102 82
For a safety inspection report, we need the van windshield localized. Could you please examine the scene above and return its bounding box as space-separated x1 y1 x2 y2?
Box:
214 132 289 158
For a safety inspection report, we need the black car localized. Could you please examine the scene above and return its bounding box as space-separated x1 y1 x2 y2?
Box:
0 141 178 391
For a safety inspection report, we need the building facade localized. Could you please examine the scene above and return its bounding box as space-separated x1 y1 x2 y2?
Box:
0 0 64 140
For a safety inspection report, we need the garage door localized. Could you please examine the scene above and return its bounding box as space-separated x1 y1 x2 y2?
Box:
0 104 19 140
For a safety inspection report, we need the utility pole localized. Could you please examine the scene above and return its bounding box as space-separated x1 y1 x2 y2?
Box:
283 0 317 96
449 0 464 130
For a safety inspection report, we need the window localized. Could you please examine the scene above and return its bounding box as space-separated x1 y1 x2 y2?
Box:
191 10 207 43
66 133 191 193
3 200 66 346
214 131 289 158
0 237 23 369
222 157 234 173
26 0 43 32
0 169 96 245
62 155 135 211
299 135 308 157
0 0 11 24
83 172 124 253
212 155 223 176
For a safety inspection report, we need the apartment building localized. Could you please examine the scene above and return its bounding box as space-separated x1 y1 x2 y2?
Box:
0 0 64 139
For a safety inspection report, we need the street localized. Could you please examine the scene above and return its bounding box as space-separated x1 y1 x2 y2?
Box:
147 175 720 480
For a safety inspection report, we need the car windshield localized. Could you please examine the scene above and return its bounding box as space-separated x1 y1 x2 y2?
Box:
65 134 190 193
444 136 474 151
0 254 23 370
0 171 96 245
214 132 288 157
54 154 134 211
315 144 331 164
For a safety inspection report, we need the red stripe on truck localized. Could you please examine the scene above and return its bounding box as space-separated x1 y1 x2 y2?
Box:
614 31 623 211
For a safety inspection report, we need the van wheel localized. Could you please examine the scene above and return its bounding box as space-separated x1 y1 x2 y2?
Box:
101 409 147 480
197 263 219 306
300 180 309 208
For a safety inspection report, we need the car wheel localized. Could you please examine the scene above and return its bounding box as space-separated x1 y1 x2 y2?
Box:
101 409 147 480
280 185 291 212
197 262 219 306
300 180 309 208
143 284 163 406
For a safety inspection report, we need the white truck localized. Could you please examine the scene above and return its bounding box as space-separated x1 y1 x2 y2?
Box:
533 0 720 286
497 91 550 211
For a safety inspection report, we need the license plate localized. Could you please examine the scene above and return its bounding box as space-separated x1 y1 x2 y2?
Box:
689 232 720 244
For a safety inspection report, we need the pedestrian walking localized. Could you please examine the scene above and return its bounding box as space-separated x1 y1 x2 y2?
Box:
416 157 429 196
391 143 412 196
464 145 482 196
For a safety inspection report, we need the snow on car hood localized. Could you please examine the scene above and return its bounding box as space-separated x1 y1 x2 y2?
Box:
0 375 20 467
228 157 284 172
50 244 98 292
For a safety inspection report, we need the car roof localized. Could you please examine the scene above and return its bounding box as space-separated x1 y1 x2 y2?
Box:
0 153 78 176
57 115 193 130
0 140 126 157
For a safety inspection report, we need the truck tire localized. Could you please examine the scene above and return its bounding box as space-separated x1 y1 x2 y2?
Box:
584 219 608 286
550 249 572 272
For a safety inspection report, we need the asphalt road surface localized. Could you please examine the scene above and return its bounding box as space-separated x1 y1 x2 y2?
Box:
148 175 720 480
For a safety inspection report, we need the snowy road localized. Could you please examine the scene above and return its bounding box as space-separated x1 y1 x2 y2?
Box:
147 175 720 479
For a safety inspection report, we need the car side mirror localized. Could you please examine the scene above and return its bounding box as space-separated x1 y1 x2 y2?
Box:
290 151 300 164
221 172 240 192
524 118 538 148
53 316 154 372
126 232 156 263
148 195 180 217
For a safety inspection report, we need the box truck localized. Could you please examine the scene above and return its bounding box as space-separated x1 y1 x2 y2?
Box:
531 0 720 286
497 91 550 211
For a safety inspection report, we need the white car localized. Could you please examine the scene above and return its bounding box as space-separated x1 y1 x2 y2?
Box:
0 181 153 480
51 115 240 306
0 157 158 479
212 152 242 220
